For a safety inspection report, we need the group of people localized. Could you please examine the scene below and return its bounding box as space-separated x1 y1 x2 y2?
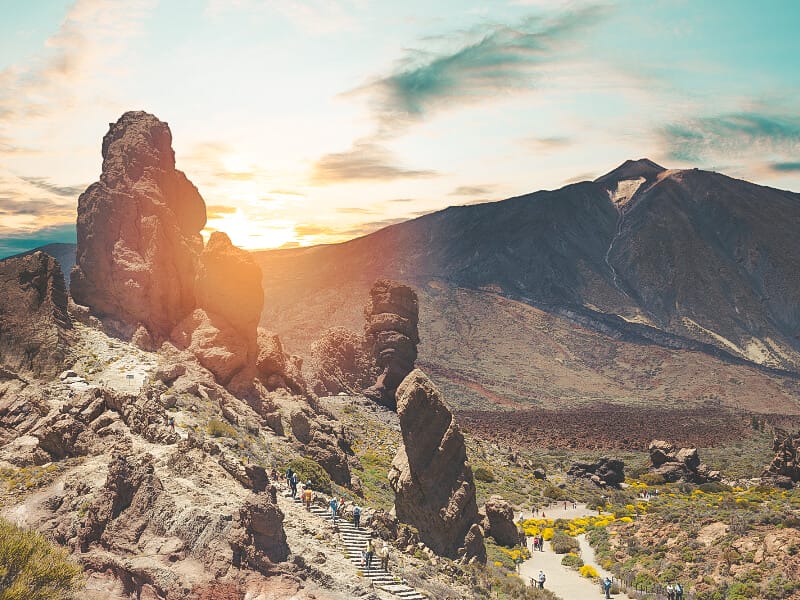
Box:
362 537 390 571
666 582 684 599
530 534 545 551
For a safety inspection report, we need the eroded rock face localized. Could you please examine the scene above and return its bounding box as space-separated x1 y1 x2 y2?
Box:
568 458 625 488
230 493 289 572
388 369 483 560
363 280 419 410
763 430 800 485
71 111 206 346
482 495 519 547
308 327 375 397
0 252 72 376
648 440 720 483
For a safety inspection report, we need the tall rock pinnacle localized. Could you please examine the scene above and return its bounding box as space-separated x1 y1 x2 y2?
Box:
70 111 206 347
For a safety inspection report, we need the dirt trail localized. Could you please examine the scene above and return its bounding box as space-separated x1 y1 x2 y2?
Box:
518 504 635 600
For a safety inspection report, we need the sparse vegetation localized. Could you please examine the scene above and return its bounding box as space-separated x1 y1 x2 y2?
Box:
288 457 332 494
206 418 237 438
0 517 83 599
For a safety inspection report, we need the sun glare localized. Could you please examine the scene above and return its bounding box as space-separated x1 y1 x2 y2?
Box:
204 208 298 250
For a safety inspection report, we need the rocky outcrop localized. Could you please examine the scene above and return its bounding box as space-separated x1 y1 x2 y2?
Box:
229 493 289 572
482 495 519 547
0 251 72 376
256 330 306 395
71 111 206 346
388 369 483 560
568 457 625 487
762 430 800 487
308 327 374 397
648 440 720 483
363 280 419 410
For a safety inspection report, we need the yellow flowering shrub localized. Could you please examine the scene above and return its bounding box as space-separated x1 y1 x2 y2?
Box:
580 564 599 578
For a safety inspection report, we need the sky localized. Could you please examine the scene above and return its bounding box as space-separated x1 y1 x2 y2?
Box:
1 0 799 256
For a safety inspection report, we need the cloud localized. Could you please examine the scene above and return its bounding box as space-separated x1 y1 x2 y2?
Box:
449 185 495 196
336 207 377 214
206 204 238 219
387 197 417 203
0 223 76 259
661 112 800 163
561 172 597 184
519 135 572 151
311 141 438 184
19 176 86 198
768 161 800 173
355 6 607 130
205 0 357 34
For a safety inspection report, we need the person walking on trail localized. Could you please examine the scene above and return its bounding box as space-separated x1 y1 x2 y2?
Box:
364 538 375 569
286 468 294 490
537 570 546 589
675 582 683 600
666 583 674 600
168 416 175 432
303 486 312 510
603 576 612 599
379 541 390 571
353 504 361 529
329 496 338 522
290 472 299 499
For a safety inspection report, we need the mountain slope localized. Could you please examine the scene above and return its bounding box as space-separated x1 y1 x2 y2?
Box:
256 161 800 412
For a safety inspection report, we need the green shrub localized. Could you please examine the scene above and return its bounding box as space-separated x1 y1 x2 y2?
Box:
0 518 83 599
698 482 731 493
561 553 584 568
288 457 332 494
639 472 665 485
543 484 567 501
473 465 496 483
206 418 237 438
551 531 579 554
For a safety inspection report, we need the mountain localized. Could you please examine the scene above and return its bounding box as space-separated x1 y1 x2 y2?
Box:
255 160 800 412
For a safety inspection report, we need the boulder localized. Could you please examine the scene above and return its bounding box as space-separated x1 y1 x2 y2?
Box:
230 493 289 573
388 369 483 560
568 458 625 488
71 111 206 345
308 327 374 397
483 495 519 547
648 439 720 484
363 280 419 410
762 430 800 484
0 252 72 376
461 524 487 564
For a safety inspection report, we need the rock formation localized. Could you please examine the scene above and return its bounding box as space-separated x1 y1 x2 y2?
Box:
648 440 720 483
388 369 484 561
0 251 72 376
363 280 419 410
567 457 625 488
308 327 375 397
481 495 519 547
71 111 206 347
762 430 800 488
230 493 290 572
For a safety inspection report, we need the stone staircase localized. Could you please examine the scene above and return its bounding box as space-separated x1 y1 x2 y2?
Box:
289 494 426 599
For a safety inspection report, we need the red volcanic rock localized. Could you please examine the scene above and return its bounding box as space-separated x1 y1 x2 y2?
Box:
763 430 800 484
195 232 263 341
648 440 720 483
70 111 206 346
171 309 249 385
230 493 289 573
389 369 483 560
363 280 419 410
0 251 72 376
308 327 375 397
483 495 519 547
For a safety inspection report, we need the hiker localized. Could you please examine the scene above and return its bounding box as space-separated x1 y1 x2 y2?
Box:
290 472 299 499
286 468 294 490
380 541 390 570
353 504 361 528
604 576 612 599
666 583 674 600
268 483 278 504
303 485 312 510
564 501 567 510
329 496 338 521
168 416 175 432
675 582 683 600
364 538 375 569
537 570 546 589
270 468 278 483
573 501 577 509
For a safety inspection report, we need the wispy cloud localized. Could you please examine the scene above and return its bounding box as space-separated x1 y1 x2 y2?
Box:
311 141 438 184
661 112 800 163
449 184 495 197
18 176 86 198
206 204 238 219
355 6 607 131
769 161 800 173
205 0 358 34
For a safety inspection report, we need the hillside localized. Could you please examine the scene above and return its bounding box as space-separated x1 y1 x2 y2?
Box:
255 160 800 412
